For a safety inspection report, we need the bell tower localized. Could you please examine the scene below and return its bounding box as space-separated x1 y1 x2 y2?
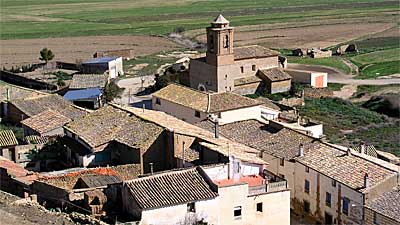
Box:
206 15 234 66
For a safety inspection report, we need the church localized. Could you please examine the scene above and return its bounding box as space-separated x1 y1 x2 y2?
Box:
189 15 292 94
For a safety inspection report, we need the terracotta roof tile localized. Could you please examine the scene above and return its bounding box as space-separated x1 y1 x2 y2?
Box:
234 45 279 60
258 68 292 82
153 84 261 113
125 167 218 209
11 94 87 120
367 186 400 221
0 81 47 102
69 74 107 89
0 130 18 147
296 144 398 193
21 110 71 135
0 159 28 177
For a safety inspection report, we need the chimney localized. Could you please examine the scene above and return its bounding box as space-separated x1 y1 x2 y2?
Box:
360 141 366 154
214 118 219 138
364 173 369 188
347 148 352 156
299 144 304 157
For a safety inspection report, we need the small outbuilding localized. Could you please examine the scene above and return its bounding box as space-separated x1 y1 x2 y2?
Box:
21 109 71 137
258 68 292 94
64 88 103 109
81 57 123 78
0 130 18 161
285 69 328 88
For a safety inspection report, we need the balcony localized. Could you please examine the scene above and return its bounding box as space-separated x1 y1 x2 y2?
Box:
248 180 287 195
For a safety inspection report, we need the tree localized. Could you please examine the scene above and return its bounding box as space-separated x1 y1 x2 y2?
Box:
39 48 55 64
103 81 125 102
154 74 170 91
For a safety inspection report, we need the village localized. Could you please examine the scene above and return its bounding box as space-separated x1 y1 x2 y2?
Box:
0 11 399 225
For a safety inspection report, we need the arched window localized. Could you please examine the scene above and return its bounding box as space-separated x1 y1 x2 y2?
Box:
224 35 229 48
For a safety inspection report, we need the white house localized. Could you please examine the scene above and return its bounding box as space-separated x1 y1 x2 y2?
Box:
81 57 123 78
284 69 327 88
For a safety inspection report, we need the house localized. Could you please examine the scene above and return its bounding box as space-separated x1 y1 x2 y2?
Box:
364 185 400 225
310 49 332 58
196 119 399 225
64 104 266 171
21 109 71 137
257 68 292 94
81 57 123 78
0 130 18 161
121 164 290 225
64 88 103 109
122 167 219 224
189 15 289 94
6 94 88 124
285 69 328 88
152 83 280 124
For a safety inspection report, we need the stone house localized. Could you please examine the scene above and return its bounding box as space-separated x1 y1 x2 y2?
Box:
189 15 289 94
81 57 123 79
196 119 399 224
6 94 87 125
21 109 71 137
257 68 292 94
364 185 400 225
152 83 280 124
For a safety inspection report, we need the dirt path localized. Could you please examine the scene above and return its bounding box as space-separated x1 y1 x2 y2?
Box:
333 84 358 99
340 58 359 75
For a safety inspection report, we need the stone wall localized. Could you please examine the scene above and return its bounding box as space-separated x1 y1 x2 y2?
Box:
364 207 399 225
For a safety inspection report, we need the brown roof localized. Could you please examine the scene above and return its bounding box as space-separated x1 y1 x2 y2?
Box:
296 144 398 193
124 167 218 209
0 158 29 177
258 68 292 82
196 119 317 159
11 94 87 120
117 105 266 164
153 84 261 113
367 186 400 221
21 110 71 135
69 74 107 89
234 45 279 60
256 97 281 111
0 130 18 147
65 105 163 150
234 76 262 86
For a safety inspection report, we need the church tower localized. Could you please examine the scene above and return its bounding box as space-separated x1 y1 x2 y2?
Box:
205 15 234 66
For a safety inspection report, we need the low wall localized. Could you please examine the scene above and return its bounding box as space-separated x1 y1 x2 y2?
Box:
0 70 57 90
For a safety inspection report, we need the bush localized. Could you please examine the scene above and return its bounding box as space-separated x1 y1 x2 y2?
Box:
103 81 125 102
174 26 185 33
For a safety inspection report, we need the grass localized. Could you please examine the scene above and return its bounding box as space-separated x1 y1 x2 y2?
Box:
327 83 345 91
0 0 398 39
122 52 178 77
287 56 351 74
349 48 400 79
354 36 400 54
354 84 400 96
299 97 385 141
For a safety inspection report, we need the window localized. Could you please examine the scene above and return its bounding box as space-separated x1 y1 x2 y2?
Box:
209 35 214 52
332 180 336 187
195 111 200 118
373 212 381 225
305 166 309 173
256 202 263 212
280 158 284 166
304 180 310 193
325 192 331 207
303 201 310 213
342 197 350 215
252 65 256 71
234 206 242 219
224 35 229 48
155 98 161 105
187 202 195 212
240 66 244 73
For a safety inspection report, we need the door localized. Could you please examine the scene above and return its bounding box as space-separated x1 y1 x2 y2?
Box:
315 75 324 88
325 212 333 225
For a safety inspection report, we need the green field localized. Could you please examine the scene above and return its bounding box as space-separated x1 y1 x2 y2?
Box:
0 0 399 39
287 56 352 74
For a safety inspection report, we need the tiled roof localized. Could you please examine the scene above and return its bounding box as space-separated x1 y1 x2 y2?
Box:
234 76 262 86
111 164 142 181
78 174 121 188
116 105 266 164
212 14 229 24
11 94 87 120
0 158 28 177
367 186 400 221
0 81 47 102
258 68 292 82
65 105 163 150
153 84 261 113
21 110 71 135
0 130 18 147
295 144 398 193
256 97 281 111
234 45 279 60
69 74 107 89
24 135 50 145
196 119 317 159
124 167 218 209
